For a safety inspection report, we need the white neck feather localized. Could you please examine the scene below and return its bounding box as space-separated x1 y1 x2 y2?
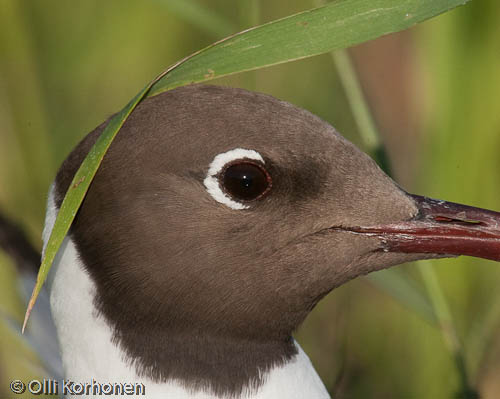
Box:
43 187 330 399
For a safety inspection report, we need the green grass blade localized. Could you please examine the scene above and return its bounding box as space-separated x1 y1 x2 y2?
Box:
366 269 437 324
467 297 500 381
418 260 478 398
325 28 473 391
329 48 393 175
22 84 153 332
333 40 476 388
331 49 380 151
321 32 433 325
152 0 236 37
23 0 472 328
149 0 472 96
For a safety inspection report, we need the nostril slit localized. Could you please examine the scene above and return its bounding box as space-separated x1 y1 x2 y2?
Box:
433 215 484 226
434 216 454 222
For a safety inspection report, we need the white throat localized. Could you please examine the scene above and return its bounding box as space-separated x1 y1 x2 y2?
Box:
43 186 330 399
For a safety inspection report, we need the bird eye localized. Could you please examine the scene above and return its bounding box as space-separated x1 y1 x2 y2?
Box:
221 161 271 201
204 148 271 210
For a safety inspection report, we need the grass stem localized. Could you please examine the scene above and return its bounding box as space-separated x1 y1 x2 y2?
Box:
418 260 478 398
316 0 478 392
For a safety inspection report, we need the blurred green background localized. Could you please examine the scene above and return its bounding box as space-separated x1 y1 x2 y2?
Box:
1 0 499 398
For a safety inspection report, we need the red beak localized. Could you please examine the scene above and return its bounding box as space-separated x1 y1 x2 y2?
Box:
347 194 500 262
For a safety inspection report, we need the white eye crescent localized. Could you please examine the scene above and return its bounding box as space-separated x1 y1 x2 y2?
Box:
203 148 267 210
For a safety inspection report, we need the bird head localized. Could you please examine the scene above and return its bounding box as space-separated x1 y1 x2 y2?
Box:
52 84 500 393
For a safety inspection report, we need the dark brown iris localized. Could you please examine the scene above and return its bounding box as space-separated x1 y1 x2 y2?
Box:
221 161 272 202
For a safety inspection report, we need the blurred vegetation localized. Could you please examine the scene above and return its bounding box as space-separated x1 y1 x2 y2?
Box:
0 0 499 398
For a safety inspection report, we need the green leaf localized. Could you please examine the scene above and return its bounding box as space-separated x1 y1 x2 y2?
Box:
418 260 477 396
148 0 471 96
152 0 236 37
365 268 437 324
22 84 153 332
23 0 472 329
